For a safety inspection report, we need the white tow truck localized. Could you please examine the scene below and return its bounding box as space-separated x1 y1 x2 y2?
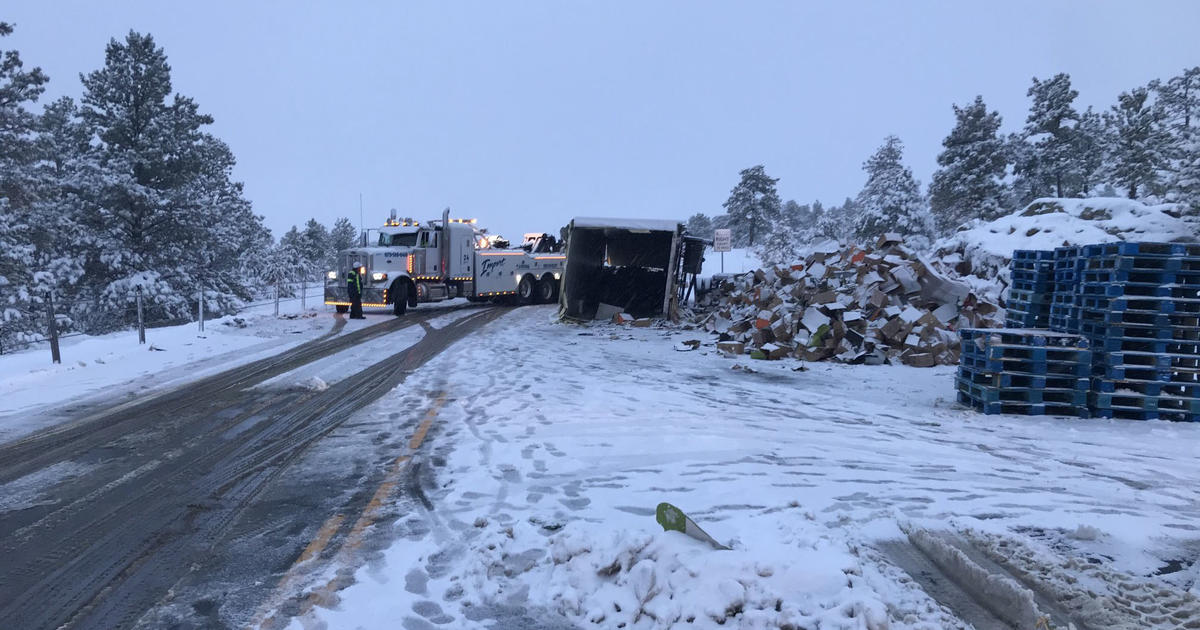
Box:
324 209 565 315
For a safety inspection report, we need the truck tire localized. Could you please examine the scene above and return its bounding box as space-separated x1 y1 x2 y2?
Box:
535 278 555 304
517 275 535 304
393 282 408 316
335 304 349 314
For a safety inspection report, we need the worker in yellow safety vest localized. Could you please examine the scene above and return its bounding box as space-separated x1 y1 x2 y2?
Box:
346 266 366 319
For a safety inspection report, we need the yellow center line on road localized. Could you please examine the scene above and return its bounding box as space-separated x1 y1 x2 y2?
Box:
250 391 448 629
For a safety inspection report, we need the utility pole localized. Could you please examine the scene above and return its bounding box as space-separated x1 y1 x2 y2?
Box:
136 286 145 344
274 281 280 317
46 291 61 364
300 276 307 311
359 193 364 246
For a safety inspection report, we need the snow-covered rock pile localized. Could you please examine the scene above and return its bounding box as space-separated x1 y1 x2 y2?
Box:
932 197 1196 301
693 235 1003 367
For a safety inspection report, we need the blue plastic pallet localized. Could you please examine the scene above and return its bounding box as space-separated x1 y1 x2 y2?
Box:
1093 350 1200 370
1006 315 1051 329
957 366 1089 391
1093 363 1190 382
959 328 1088 348
1078 282 1196 300
1089 407 1198 421
1008 288 1054 304
1089 391 1200 414
1086 336 1200 355
1081 268 1200 287
1082 255 1200 274
1012 249 1058 262
1081 242 1200 258
1078 295 1200 313
957 391 1088 417
960 344 1093 364
960 354 1092 377
956 377 1089 405
1079 321 1199 342
1078 308 1199 327
973 373 1089 392
1091 378 1200 398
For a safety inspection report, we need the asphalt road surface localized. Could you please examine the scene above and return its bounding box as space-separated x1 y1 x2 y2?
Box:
0 305 507 630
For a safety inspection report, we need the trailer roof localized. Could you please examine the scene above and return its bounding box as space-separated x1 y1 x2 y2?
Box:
571 217 682 232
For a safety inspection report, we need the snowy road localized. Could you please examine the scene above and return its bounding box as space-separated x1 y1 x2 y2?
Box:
290 306 1200 630
3 304 1198 629
0 303 503 630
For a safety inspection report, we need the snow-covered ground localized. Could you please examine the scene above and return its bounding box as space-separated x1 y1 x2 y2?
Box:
288 306 1200 629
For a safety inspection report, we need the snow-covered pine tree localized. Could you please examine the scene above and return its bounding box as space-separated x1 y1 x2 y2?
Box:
1156 67 1200 217
76 31 266 329
262 242 303 299
0 22 50 349
1105 87 1170 199
853 136 932 242
815 198 856 241
30 97 93 331
722 165 781 248
1176 138 1200 228
928 96 1009 233
299 218 331 278
330 217 357 254
1074 106 1108 196
1014 73 1088 201
685 213 713 239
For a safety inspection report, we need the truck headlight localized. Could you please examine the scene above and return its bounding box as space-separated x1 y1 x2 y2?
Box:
327 271 337 280
372 272 387 282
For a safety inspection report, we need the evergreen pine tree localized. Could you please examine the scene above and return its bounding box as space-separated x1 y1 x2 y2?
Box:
330 217 357 253
1156 67 1200 212
1074 106 1108 196
0 22 50 347
76 31 266 327
721 165 781 247
1106 87 1170 199
685 212 713 238
299 218 331 273
1015 73 1087 200
854 136 932 241
928 96 1009 232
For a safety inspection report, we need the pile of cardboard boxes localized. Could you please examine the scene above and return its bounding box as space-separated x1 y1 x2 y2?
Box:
694 235 1004 366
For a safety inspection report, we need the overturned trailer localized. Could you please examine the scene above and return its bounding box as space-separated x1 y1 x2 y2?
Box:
558 217 706 322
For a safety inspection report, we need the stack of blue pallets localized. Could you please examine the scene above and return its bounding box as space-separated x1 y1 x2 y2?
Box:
1077 242 1200 421
1048 246 1082 334
1006 250 1056 328
956 328 1091 416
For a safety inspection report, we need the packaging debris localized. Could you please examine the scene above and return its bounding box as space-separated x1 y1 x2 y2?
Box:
695 238 1003 366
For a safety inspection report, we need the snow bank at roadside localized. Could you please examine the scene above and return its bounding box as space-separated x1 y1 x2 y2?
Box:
932 197 1195 286
460 518 890 630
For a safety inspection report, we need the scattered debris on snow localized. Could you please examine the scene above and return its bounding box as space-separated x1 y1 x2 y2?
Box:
690 233 1001 366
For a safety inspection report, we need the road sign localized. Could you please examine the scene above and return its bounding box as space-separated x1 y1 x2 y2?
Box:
713 229 731 253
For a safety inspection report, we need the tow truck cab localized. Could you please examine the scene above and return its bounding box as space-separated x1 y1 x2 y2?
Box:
324 209 564 315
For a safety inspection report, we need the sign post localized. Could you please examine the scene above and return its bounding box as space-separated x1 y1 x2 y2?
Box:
713 229 732 274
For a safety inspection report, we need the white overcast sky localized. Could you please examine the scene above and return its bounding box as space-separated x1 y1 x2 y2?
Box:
7 1 1200 240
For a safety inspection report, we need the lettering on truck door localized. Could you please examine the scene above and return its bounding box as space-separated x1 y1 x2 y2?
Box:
460 230 473 277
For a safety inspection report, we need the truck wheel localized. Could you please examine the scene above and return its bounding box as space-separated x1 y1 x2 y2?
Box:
517 275 535 304
335 304 349 314
393 282 408 316
535 279 555 304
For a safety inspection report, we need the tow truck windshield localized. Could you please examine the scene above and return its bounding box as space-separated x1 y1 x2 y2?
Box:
379 232 419 247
